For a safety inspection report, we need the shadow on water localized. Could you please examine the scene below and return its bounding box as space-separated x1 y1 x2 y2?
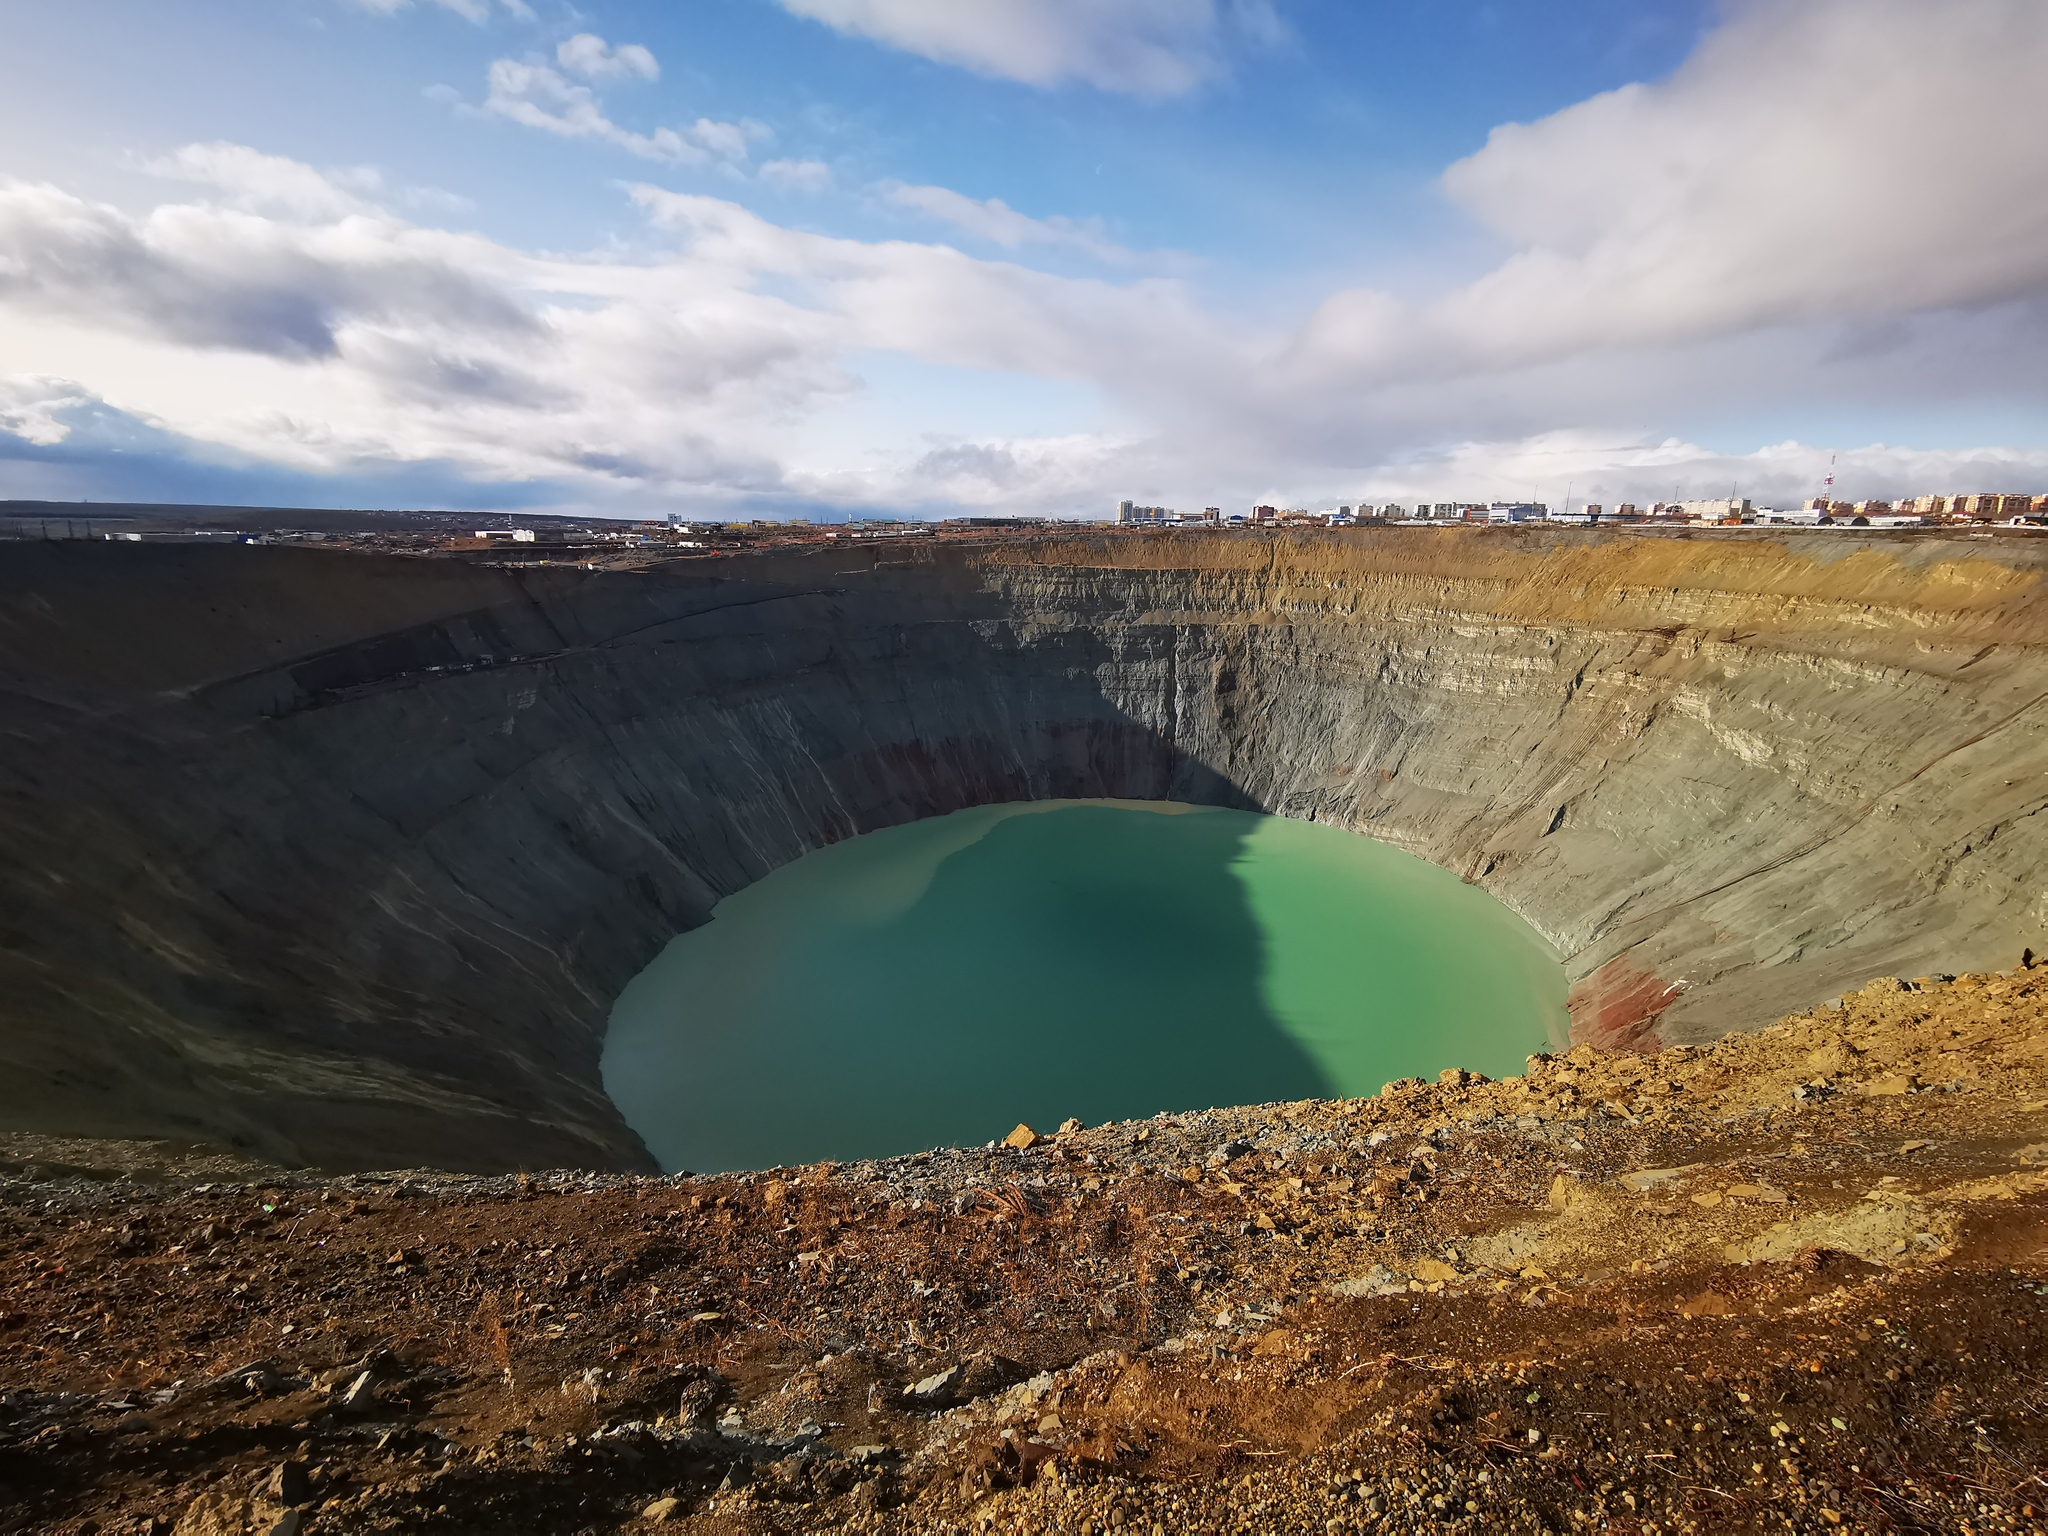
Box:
2 542 1558 1175
606 803 1333 1173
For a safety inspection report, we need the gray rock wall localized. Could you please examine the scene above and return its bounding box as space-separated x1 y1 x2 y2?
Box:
2 528 2042 1171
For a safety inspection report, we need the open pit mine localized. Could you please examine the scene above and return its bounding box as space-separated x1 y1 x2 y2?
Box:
2 526 2046 1535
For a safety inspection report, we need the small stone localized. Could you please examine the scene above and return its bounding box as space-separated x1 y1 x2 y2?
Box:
266 1462 309 1507
955 1352 1028 1399
641 1495 680 1522
1620 1167 1686 1192
1676 1290 1734 1318
902 1365 963 1405
336 1371 376 1412
1057 1117 1085 1135
173 1492 248 1536
1004 1124 1041 1150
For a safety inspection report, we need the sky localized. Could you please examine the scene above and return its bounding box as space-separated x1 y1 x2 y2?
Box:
1 0 2045 519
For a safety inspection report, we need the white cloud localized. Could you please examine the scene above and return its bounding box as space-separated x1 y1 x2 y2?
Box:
144 142 377 220
1340 431 2048 512
3 137 2043 520
481 57 767 166
146 143 477 225
774 0 1234 96
1225 0 1289 50
348 0 533 21
0 375 92 447
879 181 1135 263
760 158 834 194
0 154 1216 501
784 427 1145 514
556 33 659 82
1289 0 2048 387
0 173 537 362
624 186 1220 386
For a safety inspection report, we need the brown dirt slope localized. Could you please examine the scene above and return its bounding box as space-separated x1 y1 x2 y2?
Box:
4 961 2047 1534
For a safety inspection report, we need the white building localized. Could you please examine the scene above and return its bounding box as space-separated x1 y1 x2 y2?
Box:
1675 498 1753 522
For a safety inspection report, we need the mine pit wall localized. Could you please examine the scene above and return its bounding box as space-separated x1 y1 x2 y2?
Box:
0 528 2043 1173
975 532 2048 1053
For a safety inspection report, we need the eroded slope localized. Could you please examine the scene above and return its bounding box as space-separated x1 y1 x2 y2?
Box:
0 528 2043 1169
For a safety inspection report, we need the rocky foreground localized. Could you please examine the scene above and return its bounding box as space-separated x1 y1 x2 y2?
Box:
5 969 2048 1536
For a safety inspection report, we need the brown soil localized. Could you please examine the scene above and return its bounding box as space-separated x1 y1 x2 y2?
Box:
5 967 2047 1535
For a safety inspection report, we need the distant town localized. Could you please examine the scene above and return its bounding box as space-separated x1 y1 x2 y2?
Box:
1113 491 2048 529
2 486 2043 569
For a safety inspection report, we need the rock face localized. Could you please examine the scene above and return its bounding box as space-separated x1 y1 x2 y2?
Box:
1 528 2043 1171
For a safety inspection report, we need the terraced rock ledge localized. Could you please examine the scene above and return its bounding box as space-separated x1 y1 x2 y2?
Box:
3 528 2046 1172
4 966 2046 1534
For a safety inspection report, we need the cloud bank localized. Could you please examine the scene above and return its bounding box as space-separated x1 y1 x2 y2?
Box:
480 37 767 168
1291 0 2048 388
773 0 1278 97
879 181 1138 263
0 162 1217 509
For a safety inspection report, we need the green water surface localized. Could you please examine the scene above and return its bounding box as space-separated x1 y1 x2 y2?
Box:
603 801 1566 1173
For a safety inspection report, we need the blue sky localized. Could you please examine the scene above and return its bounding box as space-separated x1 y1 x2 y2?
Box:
2 0 2044 517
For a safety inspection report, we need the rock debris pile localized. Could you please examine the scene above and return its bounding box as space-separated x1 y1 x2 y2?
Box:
3 966 2047 1533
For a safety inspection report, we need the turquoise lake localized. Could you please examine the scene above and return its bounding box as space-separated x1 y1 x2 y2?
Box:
602 801 1568 1173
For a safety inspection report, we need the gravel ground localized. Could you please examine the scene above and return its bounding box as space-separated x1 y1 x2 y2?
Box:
4 966 2047 1534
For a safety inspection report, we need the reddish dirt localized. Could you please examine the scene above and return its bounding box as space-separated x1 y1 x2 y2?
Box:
4 967 2048 1535
1568 959 1679 1054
